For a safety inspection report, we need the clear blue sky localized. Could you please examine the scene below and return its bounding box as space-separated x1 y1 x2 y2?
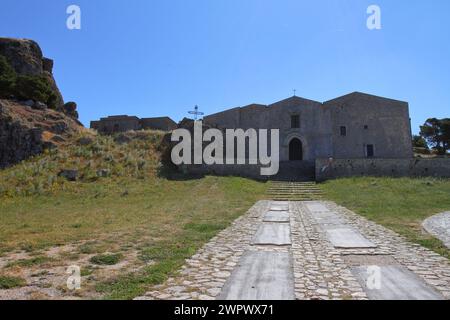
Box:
1 0 449 133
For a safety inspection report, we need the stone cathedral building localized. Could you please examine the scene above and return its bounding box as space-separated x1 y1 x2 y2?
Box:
200 92 414 180
204 92 413 162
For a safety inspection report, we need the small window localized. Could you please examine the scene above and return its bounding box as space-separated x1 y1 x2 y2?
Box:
366 144 374 157
364 125 368 130
340 126 347 136
291 115 300 128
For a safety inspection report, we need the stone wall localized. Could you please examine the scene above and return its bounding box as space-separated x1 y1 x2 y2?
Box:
324 92 413 159
179 163 268 181
91 115 177 134
140 117 177 131
204 97 334 162
90 115 140 134
316 158 450 182
204 92 413 162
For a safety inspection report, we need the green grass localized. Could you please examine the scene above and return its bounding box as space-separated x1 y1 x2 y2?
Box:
0 129 268 298
0 276 26 289
320 177 450 259
93 176 267 299
5 256 53 268
0 130 165 198
90 253 123 266
0 175 267 298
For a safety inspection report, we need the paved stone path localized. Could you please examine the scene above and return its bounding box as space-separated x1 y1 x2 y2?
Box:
136 200 450 300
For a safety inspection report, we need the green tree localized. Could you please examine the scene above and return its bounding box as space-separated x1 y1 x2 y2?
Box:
420 118 450 155
412 135 428 149
0 55 16 98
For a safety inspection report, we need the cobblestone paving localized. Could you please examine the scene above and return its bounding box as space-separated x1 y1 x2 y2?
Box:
136 200 450 300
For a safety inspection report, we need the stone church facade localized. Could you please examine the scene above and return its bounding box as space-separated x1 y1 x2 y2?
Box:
204 92 413 162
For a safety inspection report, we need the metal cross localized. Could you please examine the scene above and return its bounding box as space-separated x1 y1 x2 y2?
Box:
188 105 204 120
293 89 297 96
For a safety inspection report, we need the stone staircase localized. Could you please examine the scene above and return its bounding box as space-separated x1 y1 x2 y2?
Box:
273 161 316 182
266 181 324 201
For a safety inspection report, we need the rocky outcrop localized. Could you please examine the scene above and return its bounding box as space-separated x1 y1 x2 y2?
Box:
0 38 85 168
0 99 83 168
0 37 79 119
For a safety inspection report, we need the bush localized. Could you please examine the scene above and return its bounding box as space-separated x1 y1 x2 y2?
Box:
90 253 123 265
0 276 26 289
0 54 58 108
0 55 16 98
14 75 58 108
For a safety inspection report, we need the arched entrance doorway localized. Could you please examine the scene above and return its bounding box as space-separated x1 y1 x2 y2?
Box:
289 138 303 161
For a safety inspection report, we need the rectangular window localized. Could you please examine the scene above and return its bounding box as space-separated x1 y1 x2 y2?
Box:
366 144 374 157
291 115 300 128
340 126 347 136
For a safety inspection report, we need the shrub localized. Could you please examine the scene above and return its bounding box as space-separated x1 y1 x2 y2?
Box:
90 253 123 266
0 276 26 289
0 55 16 98
14 75 58 108
0 55 58 108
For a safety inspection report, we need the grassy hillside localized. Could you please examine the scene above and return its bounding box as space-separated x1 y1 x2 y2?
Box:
320 177 450 259
0 130 268 299
0 130 165 197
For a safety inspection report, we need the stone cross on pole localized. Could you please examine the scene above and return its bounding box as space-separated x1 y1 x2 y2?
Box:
188 105 204 121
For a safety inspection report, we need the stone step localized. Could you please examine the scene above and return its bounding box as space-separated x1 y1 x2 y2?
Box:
271 183 316 186
267 181 323 201
267 198 323 200
269 193 322 195
268 187 322 189
267 189 322 191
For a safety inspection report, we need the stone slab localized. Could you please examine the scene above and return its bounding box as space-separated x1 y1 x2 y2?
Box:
272 201 289 205
422 212 450 249
253 223 291 245
270 205 289 211
311 211 345 225
306 203 329 213
219 251 295 300
325 227 377 248
270 201 289 211
263 211 290 223
351 265 444 300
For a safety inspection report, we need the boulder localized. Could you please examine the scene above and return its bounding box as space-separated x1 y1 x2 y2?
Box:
58 169 78 181
42 58 53 73
61 101 79 119
114 134 132 145
77 137 93 146
96 169 111 178
51 135 65 143
23 100 34 107
34 101 47 110
51 122 69 134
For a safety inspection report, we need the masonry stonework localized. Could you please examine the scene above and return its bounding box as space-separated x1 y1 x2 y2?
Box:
90 115 176 134
204 92 414 164
315 158 450 181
